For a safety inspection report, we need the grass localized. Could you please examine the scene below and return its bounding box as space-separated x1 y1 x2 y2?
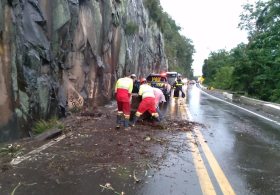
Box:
0 144 22 158
32 117 64 135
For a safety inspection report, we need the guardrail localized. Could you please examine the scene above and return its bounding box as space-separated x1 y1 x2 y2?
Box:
222 92 280 116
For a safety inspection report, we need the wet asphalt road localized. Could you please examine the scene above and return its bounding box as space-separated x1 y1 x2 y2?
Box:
185 85 280 195
2 85 280 195
128 84 280 195
142 84 280 195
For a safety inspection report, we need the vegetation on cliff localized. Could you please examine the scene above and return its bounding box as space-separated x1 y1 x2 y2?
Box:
144 0 195 78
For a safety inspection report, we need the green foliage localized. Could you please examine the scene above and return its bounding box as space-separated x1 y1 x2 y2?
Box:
32 117 64 135
161 13 194 77
203 0 280 103
271 89 280 103
0 144 22 158
144 0 195 78
213 66 234 89
144 0 163 27
202 50 231 85
124 22 139 35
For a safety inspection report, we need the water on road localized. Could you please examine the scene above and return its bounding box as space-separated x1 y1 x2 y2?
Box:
187 85 280 195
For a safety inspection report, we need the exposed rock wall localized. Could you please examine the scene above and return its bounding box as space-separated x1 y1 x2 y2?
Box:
0 0 168 141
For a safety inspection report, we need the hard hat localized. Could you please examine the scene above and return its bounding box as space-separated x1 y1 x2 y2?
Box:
130 74 136 78
140 78 147 84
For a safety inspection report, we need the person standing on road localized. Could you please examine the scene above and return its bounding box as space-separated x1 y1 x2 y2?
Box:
131 74 140 93
173 74 185 98
153 87 166 120
131 78 160 126
115 74 134 130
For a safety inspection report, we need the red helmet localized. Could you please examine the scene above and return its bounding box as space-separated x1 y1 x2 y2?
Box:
140 78 147 84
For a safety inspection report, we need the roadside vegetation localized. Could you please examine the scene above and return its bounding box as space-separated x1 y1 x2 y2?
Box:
0 144 22 158
144 0 195 79
32 117 64 135
202 0 280 103
124 21 139 35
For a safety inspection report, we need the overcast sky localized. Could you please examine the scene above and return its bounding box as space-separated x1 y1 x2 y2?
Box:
160 0 256 76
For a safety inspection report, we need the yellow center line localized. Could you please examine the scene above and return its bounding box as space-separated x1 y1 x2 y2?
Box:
180 101 236 195
170 97 176 120
194 127 236 195
187 132 217 195
179 101 216 195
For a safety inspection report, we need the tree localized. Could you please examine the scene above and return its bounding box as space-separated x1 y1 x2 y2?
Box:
144 1 195 78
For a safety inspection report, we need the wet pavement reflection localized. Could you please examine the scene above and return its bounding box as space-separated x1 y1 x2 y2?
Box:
187 85 280 195
2 85 280 195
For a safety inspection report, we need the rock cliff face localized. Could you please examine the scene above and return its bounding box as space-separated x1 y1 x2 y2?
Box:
0 0 168 141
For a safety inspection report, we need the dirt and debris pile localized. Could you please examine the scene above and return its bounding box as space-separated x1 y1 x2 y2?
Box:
53 105 199 167
0 104 198 172
164 119 199 131
0 104 202 194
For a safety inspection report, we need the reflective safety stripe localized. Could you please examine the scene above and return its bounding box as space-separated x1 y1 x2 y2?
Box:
135 111 142 117
124 114 130 119
175 81 183 86
152 113 159 117
117 111 123 115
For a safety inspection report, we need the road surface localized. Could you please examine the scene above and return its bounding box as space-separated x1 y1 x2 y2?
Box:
1 84 280 195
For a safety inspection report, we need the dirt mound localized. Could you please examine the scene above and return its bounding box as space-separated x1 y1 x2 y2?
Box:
0 104 199 174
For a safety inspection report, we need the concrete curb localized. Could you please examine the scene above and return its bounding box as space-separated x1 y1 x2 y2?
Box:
34 129 62 141
199 84 280 117
222 92 233 100
223 92 280 116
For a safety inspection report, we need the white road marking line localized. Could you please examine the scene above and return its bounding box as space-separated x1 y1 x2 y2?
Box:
11 134 67 165
200 88 280 126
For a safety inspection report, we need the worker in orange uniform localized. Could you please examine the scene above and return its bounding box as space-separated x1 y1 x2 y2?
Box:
131 78 160 126
115 74 134 130
153 87 166 120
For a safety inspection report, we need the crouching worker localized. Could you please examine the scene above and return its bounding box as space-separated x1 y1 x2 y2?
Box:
115 75 133 130
153 87 166 120
131 78 160 126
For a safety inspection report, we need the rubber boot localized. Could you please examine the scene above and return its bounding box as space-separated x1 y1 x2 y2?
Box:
154 116 161 122
116 114 122 129
130 116 139 127
124 119 131 131
156 107 163 121
151 115 161 127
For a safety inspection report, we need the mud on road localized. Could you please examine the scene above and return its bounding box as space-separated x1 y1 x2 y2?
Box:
0 103 199 194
